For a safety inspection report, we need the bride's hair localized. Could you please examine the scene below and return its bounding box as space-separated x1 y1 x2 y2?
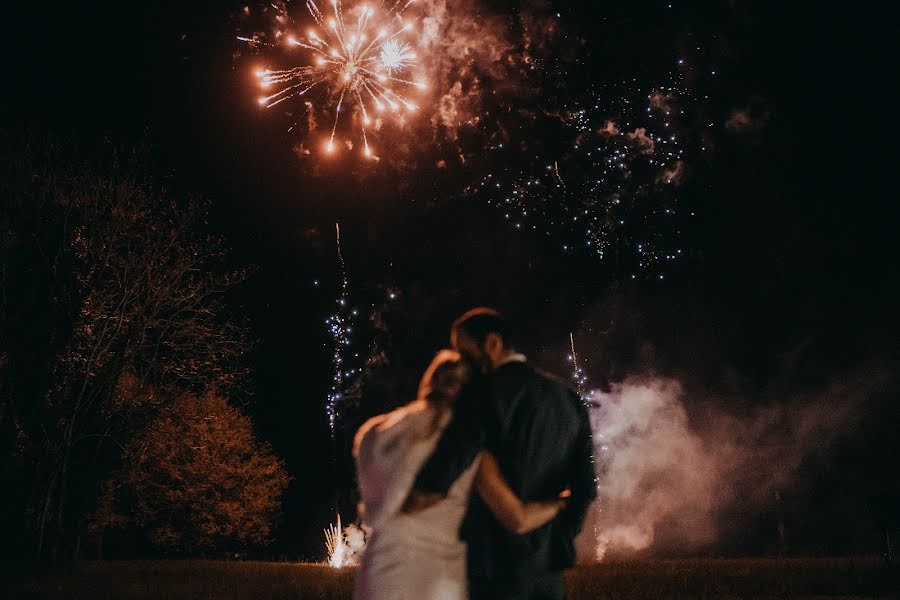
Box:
418 350 470 431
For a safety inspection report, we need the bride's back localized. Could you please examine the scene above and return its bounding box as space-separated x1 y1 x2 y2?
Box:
353 351 478 600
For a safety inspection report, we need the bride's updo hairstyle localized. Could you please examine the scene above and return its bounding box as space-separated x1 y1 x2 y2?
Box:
418 350 470 414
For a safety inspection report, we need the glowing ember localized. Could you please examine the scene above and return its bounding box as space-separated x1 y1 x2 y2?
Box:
244 0 427 159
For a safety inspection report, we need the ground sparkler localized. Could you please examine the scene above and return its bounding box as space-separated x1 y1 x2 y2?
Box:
324 513 350 567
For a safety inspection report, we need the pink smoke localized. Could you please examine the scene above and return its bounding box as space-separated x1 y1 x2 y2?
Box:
575 369 889 561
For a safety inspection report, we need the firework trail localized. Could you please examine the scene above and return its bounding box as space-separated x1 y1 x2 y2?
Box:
569 331 588 395
241 0 428 158
326 222 359 436
566 332 604 560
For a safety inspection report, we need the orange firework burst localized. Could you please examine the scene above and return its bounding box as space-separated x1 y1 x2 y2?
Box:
244 0 427 159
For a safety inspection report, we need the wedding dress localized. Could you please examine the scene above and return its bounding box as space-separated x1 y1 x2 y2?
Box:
354 401 480 600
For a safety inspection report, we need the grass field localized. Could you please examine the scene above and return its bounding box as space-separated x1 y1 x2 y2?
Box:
3 558 896 599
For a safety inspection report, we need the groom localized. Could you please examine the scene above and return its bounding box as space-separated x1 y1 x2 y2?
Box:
409 308 596 600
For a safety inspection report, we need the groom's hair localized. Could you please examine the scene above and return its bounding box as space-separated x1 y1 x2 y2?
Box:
452 307 513 348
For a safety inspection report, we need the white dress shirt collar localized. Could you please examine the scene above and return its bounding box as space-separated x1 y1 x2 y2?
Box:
498 353 527 367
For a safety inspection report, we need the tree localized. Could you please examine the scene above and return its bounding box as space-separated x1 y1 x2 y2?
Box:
0 134 251 563
93 391 290 555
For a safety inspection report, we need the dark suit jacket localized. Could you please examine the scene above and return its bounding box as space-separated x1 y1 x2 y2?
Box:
414 361 597 590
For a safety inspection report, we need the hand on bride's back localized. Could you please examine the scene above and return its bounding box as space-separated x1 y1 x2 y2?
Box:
548 489 572 515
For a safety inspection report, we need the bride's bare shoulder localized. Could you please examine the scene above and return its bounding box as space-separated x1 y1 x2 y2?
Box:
376 400 430 431
353 413 389 457
353 401 430 457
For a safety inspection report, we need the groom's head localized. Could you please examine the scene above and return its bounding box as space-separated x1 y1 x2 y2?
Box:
451 308 514 372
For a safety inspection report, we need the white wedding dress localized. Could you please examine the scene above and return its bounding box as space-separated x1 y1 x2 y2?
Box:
354 401 480 600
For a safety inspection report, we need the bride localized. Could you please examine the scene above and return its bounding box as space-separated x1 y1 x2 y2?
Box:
353 350 565 600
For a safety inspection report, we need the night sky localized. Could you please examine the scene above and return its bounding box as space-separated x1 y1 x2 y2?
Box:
5 1 898 558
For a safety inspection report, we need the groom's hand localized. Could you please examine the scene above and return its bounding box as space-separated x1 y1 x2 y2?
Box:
401 489 444 514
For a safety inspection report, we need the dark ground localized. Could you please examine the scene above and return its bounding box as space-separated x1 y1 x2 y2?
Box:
4 558 897 600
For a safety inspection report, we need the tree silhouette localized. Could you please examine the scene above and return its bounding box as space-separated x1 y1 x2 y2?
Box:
1 135 252 563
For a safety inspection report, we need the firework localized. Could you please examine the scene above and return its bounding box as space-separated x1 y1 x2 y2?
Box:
568 332 588 395
470 72 698 280
566 332 605 560
243 0 427 158
326 223 359 436
324 513 367 567
324 513 349 566
322 224 398 437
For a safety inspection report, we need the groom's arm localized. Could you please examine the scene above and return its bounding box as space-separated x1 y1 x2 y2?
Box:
411 385 485 495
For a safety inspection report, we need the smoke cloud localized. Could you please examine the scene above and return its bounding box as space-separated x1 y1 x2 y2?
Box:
656 160 685 185
600 120 620 136
575 368 889 561
419 0 516 144
649 90 674 114
626 128 655 155
725 107 769 132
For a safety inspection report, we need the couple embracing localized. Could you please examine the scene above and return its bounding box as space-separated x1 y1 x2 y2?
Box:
353 308 597 600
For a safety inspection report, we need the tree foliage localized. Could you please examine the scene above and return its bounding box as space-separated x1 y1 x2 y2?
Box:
94 391 291 554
